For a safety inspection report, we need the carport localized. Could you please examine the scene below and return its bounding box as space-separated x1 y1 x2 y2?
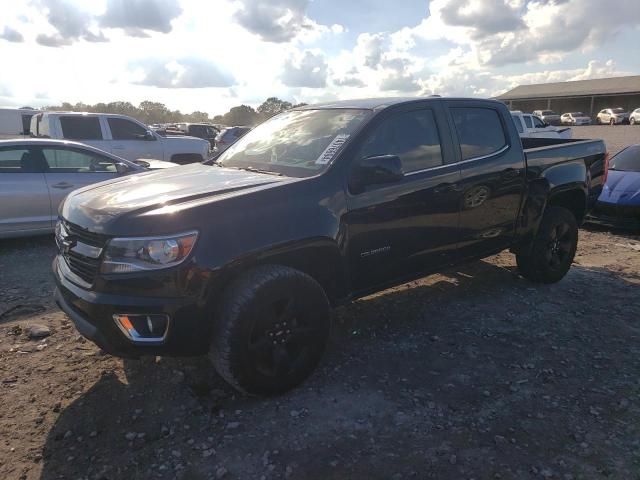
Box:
496 75 640 119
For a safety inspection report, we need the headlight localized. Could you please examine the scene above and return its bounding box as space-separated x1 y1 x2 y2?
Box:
101 231 198 274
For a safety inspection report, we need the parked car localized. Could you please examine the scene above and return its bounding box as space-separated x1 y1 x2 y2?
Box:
214 126 251 153
511 111 572 139
0 107 39 139
53 97 606 395
30 112 210 164
175 123 219 148
532 110 561 126
629 108 640 125
561 112 592 126
596 108 630 125
0 139 177 239
589 144 640 228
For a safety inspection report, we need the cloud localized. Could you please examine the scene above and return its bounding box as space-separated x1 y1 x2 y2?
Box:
36 0 108 46
379 72 420 92
0 26 24 43
356 33 385 68
439 0 526 38
132 58 235 89
100 0 183 34
233 0 311 43
281 50 328 88
334 75 366 87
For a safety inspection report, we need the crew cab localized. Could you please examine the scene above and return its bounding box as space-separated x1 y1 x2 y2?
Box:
30 112 210 164
532 110 561 126
175 123 219 148
53 97 607 395
510 111 572 139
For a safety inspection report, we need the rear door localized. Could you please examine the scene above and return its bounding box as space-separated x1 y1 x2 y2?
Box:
444 100 526 259
0 145 51 235
57 115 111 152
106 117 164 161
345 102 462 292
39 146 120 223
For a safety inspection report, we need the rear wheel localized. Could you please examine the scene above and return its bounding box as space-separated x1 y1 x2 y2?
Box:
609 118 615 126
516 206 578 284
631 117 637 125
209 265 331 395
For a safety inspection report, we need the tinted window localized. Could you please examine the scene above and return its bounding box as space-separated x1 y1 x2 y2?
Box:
60 116 103 140
358 109 443 173
610 145 640 172
108 118 148 140
511 114 524 133
0 147 36 173
451 107 507 160
42 148 116 173
523 116 533 128
532 116 545 128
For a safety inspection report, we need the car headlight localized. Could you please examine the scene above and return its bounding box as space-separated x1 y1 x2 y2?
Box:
101 231 198 273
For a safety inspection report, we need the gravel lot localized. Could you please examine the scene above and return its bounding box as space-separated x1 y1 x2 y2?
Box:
1 126 639 480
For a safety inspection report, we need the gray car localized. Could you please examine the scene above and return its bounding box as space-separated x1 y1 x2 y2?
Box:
214 126 251 153
532 110 561 126
0 139 175 239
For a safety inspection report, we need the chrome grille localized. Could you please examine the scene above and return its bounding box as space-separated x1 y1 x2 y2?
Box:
57 220 108 285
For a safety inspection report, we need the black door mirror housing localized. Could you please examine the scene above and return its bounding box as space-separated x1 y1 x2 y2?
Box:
349 154 404 193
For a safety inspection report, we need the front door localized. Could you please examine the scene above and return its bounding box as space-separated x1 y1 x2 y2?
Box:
444 101 526 259
344 103 462 293
38 146 119 224
106 117 164 161
0 146 51 235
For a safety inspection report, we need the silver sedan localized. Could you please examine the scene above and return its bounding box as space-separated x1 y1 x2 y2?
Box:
0 139 177 239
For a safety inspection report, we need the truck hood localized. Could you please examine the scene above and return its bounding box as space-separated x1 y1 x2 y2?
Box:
599 170 640 205
61 163 291 226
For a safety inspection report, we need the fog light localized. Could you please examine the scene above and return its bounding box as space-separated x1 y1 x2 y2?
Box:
113 314 169 343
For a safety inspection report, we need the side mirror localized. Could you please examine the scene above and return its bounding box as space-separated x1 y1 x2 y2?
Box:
144 130 156 141
349 154 403 193
115 162 129 174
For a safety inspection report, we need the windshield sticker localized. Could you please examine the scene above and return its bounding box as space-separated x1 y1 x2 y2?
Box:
315 134 350 165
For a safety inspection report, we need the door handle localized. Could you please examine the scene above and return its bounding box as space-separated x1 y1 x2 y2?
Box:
52 182 74 189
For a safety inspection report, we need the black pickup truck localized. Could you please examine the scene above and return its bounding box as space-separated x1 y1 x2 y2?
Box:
53 97 607 395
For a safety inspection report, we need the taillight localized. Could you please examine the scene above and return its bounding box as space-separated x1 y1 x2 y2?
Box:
603 152 610 184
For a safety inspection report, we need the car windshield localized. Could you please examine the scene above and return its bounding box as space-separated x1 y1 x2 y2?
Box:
610 145 640 172
611 108 626 114
216 109 370 177
542 111 555 115
571 112 584 116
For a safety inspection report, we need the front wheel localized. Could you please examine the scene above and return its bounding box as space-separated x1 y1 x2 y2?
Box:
610 118 615 126
631 117 637 125
516 206 578 284
209 265 331 395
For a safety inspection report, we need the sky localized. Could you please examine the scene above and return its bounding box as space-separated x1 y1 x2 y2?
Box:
0 0 639 116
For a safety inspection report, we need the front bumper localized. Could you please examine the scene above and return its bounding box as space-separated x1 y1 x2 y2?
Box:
53 256 212 357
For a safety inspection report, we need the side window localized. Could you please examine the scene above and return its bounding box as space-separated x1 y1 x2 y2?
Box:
523 115 533 128
357 109 443 173
42 148 116 173
0 147 37 173
59 116 103 140
108 117 148 140
21 114 34 135
451 107 507 161
511 115 524 134
532 116 545 128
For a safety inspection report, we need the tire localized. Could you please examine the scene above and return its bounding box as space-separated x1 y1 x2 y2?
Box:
170 153 204 165
610 118 615 126
596 117 601 125
631 117 636 125
209 265 331 395
516 206 578 284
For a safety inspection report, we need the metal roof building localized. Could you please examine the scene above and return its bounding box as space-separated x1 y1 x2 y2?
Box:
495 75 640 119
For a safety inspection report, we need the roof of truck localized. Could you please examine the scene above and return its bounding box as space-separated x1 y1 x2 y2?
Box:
296 96 499 111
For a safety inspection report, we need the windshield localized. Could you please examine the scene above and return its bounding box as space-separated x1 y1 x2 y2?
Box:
571 112 584 116
610 145 640 172
542 111 555 115
217 108 370 177
611 108 626 114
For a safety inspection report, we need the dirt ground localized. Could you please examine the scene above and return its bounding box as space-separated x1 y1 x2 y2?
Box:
1 126 640 480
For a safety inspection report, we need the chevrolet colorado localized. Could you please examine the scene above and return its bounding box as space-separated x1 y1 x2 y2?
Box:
53 97 607 395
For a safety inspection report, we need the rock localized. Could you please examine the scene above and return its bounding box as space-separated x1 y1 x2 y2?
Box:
202 448 215 458
90 431 98 437
63 430 73 439
483 390 491 397
449 454 457 465
226 422 240 429
290 410 300 418
27 324 51 339
216 466 227 478
171 450 181 458
494 435 507 445
125 432 137 441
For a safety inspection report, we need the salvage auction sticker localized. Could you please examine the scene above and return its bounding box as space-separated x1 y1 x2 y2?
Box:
315 134 350 165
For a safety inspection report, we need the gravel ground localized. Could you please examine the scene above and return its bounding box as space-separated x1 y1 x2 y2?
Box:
1 126 639 480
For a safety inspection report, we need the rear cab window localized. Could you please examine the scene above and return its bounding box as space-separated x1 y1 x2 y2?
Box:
450 107 508 160
59 116 103 140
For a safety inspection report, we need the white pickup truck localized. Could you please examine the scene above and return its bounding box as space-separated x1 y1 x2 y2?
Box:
30 112 210 164
510 111 572 139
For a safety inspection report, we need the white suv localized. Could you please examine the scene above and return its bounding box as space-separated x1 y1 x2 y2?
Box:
596 108 630 125
629 108 640 125
30 112 210 164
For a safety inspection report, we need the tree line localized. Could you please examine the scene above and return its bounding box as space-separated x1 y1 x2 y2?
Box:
41 97 307 127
